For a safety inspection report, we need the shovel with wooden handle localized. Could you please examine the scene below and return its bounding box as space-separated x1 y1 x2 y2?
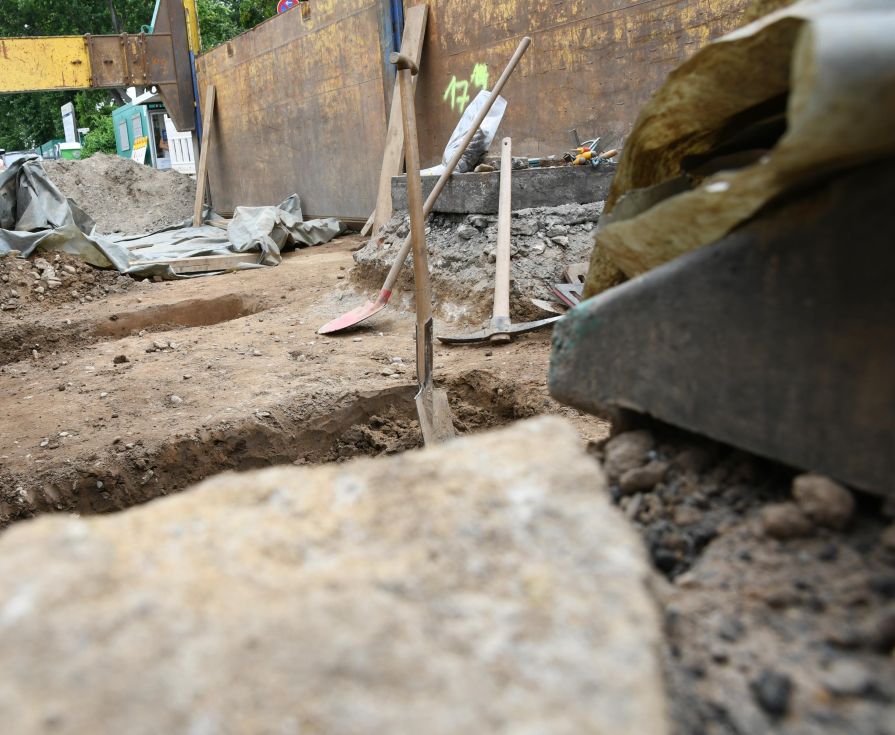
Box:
393 51 456 445
318 36 532 335
437 137 561 345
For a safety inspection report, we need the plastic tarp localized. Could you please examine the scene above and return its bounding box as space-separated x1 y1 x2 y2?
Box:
0 157 344 278
585 0 895 297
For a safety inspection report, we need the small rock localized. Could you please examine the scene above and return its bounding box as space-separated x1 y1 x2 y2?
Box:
456 224 478 240
619 460 669 495
380 368 395 376
760 502 813 539
352 338 362 343
152 340 167 351
792 473 854 529
545 224 569 238
823 659 870 697
183 374 192 381
112 355 129 364
603 430 655 479
550 235 569 247
674 505 703 526
674 447 712 474
511 219 539 236
880 523 895 553
99 392 109 399
169 395 183 406
469 215 489 229
750 669 792 717
252 349 262 356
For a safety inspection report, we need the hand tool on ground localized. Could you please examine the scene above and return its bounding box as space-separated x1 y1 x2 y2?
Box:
318 36 532 335
437 137 561 345
393 51 456 444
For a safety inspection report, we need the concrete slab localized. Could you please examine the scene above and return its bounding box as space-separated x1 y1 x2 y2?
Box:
392 164 616 214
549 159 895 496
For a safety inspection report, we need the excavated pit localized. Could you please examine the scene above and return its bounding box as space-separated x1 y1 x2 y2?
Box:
0 294 269 366
0 369 541 528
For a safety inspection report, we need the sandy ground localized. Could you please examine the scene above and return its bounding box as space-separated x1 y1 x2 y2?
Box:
0 235 607 525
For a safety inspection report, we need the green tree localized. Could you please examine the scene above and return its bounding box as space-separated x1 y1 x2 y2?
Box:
0 0 277 150
81 115 118 156
197 0 242 52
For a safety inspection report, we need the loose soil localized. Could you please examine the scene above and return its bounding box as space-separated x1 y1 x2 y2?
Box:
42 154 196 234
1 233 892 734
0 235 605 525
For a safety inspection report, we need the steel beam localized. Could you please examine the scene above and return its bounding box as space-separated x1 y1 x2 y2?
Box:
549 158 895 496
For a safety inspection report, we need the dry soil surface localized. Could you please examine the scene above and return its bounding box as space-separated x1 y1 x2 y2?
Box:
0 235 606 526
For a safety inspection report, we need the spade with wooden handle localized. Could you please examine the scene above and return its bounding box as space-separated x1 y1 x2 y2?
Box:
438 137 561 345
393 51 456 445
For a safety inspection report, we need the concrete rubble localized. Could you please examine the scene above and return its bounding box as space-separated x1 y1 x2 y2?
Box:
352 202 602 321
0 417 669 735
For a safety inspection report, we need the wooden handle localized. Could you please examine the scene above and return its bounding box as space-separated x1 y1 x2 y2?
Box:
396 67 431 333
389 52 419 75
380 36 532 294
493 137 512 321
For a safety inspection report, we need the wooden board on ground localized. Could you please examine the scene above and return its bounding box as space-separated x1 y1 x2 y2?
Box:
137 252 260 275
368 4 428 236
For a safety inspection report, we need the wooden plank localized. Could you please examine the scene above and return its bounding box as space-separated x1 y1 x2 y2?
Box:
146 252 261 274
359 212 375 237
368 3 429 235
193 84 216 227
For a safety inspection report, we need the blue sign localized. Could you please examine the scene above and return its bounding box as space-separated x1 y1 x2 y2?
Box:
277 0 298 13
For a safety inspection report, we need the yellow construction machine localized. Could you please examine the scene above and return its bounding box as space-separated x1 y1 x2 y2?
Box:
0 0 201 133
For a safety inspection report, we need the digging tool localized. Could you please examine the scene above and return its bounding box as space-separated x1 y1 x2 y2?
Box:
318 36 532 335
437 137 561 345
393 51 456 445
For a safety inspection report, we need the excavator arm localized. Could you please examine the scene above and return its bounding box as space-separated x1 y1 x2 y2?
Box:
0 0 200 132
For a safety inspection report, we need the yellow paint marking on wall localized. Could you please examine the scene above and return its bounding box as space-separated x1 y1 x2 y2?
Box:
0 36 92 92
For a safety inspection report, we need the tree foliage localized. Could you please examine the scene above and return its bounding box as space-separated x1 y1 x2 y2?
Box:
81 115 118 157
0 0 277 150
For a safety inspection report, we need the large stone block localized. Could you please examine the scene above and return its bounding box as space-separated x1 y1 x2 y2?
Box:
0 417 667 735
392 164 616 214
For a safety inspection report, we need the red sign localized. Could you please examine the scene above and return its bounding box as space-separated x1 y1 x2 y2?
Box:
277 0 298 13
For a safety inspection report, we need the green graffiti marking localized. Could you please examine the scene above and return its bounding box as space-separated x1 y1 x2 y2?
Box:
443 63 489 113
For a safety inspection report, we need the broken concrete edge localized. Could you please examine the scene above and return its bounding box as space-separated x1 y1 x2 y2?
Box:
0 416 670 735
548 159 895 496
391 164 617 214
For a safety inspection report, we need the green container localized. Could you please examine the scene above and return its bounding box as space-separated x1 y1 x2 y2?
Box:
58 143 82 160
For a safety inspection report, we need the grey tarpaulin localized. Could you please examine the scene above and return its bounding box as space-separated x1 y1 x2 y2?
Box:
0 157 344 278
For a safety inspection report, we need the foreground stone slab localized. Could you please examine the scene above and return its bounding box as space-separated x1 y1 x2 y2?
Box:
0 417 667 735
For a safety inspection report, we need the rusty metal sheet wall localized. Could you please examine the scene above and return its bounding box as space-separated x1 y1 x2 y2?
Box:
411 0 750 167
197 0 747 219
196 0 390 218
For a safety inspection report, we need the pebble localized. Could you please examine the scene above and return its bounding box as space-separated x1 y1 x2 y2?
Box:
169 395 183 406
112 355 129 364
760 502 813 539
750 669 792 717
880 523 895 553
823 659 870 697
456 224 478 240
352 338 362 343
99 392 108 398
252 349 262 356
792 473 854 529
619 460 669 495
603 430 655 479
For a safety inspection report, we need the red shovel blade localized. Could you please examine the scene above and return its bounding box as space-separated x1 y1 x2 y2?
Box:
317 289 392 334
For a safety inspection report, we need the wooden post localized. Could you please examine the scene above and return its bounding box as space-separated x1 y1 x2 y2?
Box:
193 83 216 227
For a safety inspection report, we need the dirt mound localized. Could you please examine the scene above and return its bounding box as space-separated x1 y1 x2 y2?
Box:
352 202 602 323
0 251 136 316
42 154 196 235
